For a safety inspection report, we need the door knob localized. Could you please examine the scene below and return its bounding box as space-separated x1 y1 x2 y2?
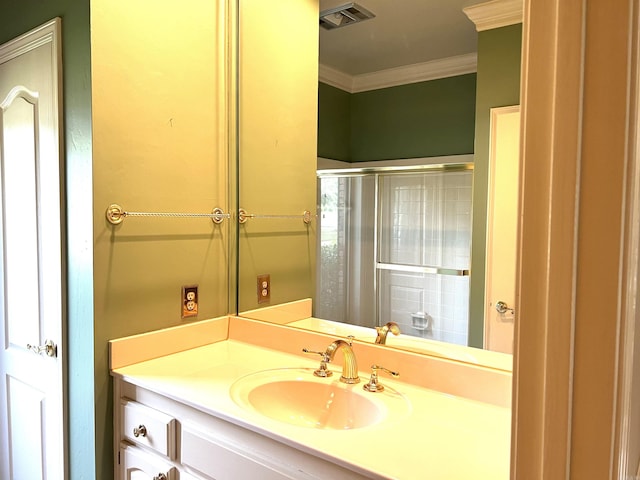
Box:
495 301 515 315
26 339 57 357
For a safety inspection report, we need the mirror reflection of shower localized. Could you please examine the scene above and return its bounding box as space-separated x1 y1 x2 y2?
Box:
316 164 473 346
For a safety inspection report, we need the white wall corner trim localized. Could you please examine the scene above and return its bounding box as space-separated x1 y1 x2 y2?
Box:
463 0 524 32
319 53 478 94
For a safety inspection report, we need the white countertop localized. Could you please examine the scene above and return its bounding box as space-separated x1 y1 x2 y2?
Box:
112 338 511 479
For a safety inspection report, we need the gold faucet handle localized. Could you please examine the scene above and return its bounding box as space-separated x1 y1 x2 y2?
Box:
302 347 326 357
363 364 399 393
302 348 333 377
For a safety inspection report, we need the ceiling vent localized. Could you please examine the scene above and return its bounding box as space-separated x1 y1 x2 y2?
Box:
320 2 376 30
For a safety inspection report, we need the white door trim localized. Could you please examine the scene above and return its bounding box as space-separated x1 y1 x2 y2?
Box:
614 0 640 474
512 0 584 476
514 0 640 477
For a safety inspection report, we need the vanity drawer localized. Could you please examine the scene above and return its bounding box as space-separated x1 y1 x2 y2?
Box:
121 399 176 459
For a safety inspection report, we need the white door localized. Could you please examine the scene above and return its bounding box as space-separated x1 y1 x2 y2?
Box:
484 106 520 354
0 19 65 480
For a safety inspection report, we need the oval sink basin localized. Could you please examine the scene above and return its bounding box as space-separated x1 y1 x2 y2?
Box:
230 368 411 430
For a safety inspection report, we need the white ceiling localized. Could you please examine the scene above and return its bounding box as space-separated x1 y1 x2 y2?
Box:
319 0 480 76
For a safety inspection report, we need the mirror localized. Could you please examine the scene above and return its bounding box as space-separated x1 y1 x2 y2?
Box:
236 0 521 370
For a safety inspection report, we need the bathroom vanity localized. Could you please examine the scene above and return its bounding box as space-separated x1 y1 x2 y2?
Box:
110 316 511 479
115 372 373 479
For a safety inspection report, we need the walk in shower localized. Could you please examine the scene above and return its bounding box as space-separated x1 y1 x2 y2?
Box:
316 163 473 346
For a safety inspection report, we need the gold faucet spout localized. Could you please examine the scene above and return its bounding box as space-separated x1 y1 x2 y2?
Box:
324 339 359 384
375 321 401 345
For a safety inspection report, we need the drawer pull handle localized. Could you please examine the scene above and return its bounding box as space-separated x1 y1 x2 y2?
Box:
133 425 147 438
153 474 167 480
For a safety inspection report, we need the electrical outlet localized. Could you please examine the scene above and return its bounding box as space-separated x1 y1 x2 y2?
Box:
257 274 270 304
181 285 198 319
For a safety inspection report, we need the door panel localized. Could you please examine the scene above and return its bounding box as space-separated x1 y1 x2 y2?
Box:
7 376 46 479
4 92 41 346
0 19 64 480
484 106 520 354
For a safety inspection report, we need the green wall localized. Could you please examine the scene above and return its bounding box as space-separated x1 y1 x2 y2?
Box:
317 83 351 161
318 74 477 162
0 2 95 479
351 74 476 161
468 24 522 348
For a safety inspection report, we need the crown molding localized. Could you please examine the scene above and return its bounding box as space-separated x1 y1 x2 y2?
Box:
318 64 354 92
463 0 523 32
319 53 478 93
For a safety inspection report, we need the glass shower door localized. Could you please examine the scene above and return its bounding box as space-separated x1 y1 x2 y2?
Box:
377 169 472 345
316 165 472 346
316 175 376 327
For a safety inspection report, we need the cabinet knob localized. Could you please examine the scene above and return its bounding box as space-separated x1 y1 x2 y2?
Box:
153 474 167 480
133 424 147 438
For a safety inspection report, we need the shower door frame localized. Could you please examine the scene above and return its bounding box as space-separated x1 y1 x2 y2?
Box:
317 162 474 340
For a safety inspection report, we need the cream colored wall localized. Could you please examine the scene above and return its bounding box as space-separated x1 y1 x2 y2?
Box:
91 1 231 476
237 0 319 312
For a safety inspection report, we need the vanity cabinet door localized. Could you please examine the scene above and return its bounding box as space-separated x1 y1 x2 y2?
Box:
181 426 293 480
120 444 177 480
179 471 206 480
